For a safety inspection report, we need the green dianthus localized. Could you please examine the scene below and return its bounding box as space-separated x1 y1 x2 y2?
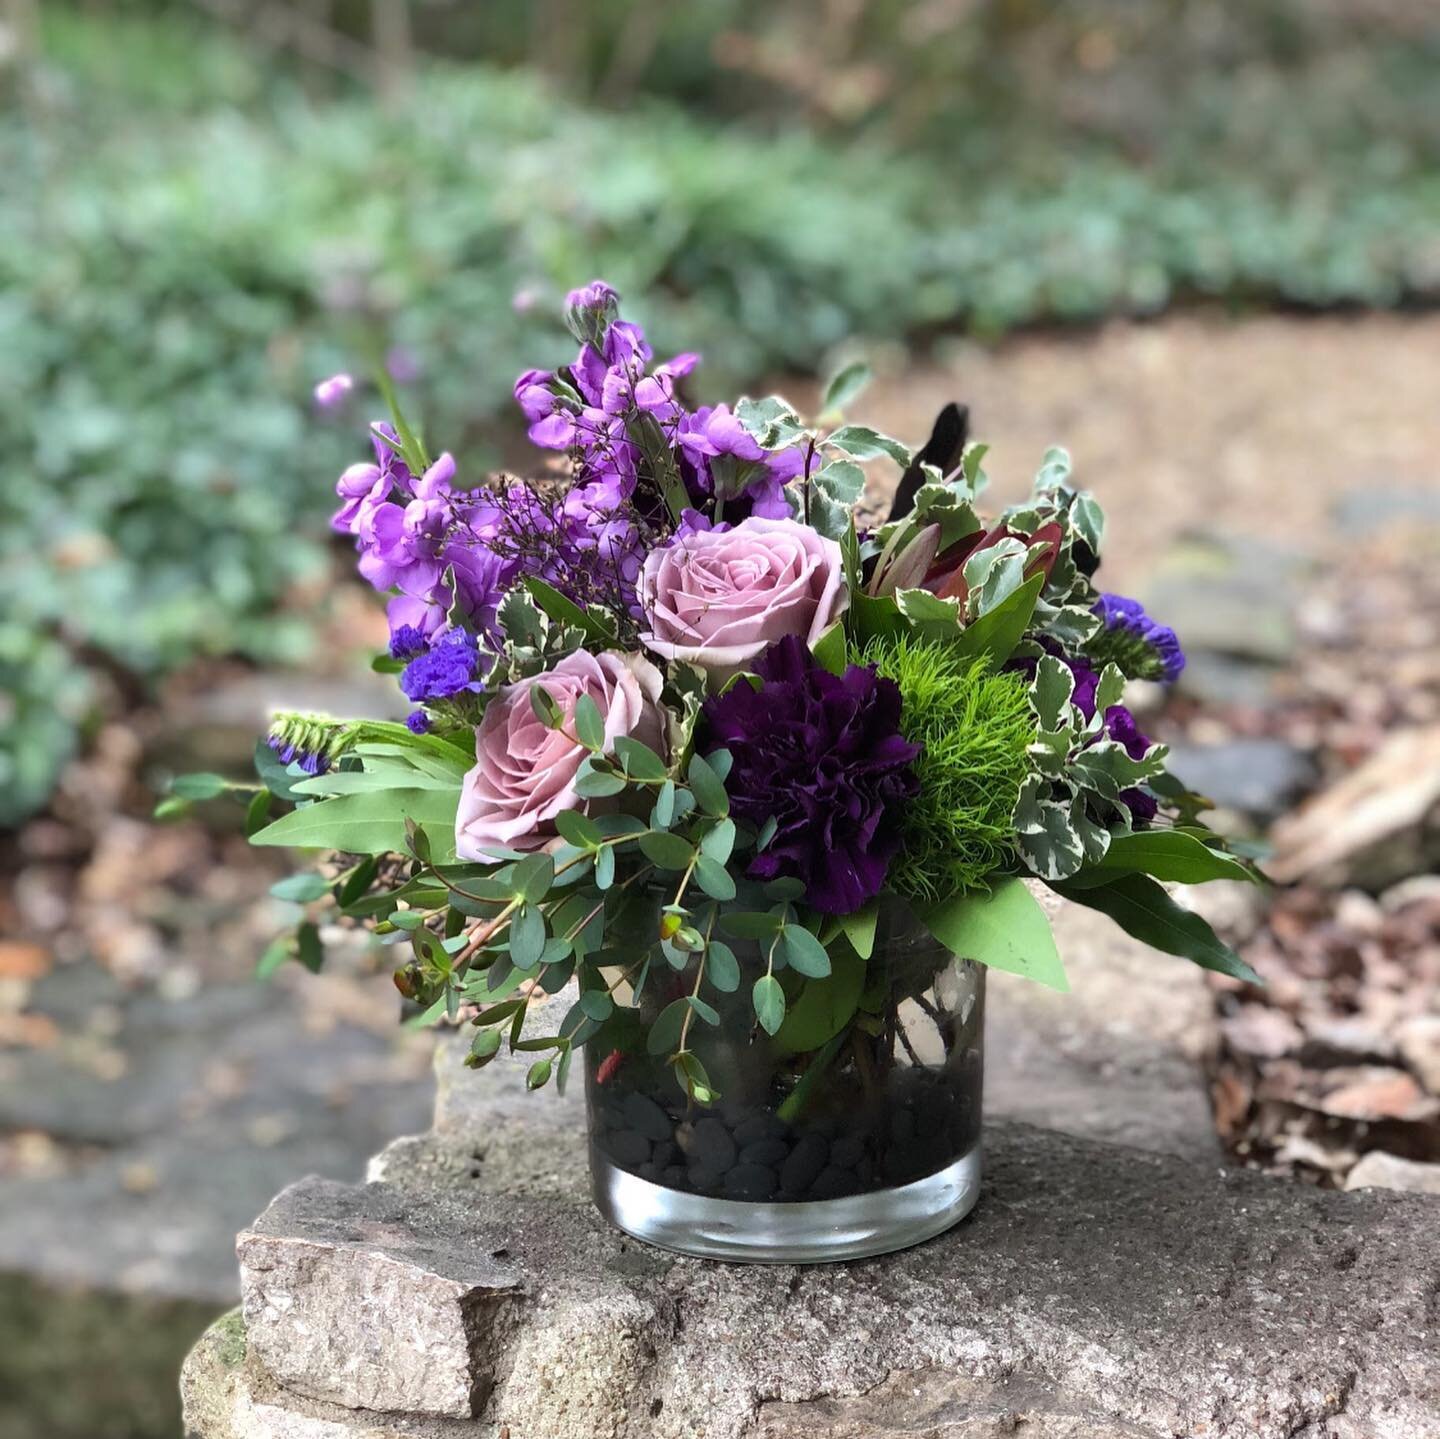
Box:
859 634 1036 903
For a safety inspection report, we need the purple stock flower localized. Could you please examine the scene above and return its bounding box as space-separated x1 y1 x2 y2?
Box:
678 405 803 521
1092 593 1186 683
701 636 919 915
564 280 621 346
399 629 488 703
331 424 412 536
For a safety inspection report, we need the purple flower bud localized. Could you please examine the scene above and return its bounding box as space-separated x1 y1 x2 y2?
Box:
564 279 621 348
313 373 354 410
405 711 431 735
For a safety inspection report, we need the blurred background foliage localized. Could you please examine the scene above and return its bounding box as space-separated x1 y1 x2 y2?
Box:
5 0 1440 826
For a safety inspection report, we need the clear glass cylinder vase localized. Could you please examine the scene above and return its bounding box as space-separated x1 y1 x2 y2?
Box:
585 906 984 1263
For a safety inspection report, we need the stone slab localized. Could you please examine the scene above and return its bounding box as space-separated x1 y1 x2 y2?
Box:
206 1121 1440 1439
985 892 1225 1165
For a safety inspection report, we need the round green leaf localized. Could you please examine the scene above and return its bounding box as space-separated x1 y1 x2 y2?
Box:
171 772 231 800
706 941 741 993
614 735 668 782
510 902 547 968
753 974 786 1036
686 752 729 817
780 925 833 979
554 809 602 848
638 830 695 871
573 694 605 750
693 856 737 901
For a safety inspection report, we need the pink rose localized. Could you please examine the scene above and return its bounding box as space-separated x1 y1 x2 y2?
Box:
455 650 664 858
638 517 847 679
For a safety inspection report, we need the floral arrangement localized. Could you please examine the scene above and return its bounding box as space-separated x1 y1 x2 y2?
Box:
192 281 1259 1108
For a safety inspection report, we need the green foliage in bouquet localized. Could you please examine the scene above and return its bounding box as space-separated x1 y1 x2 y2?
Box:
158 281 1268 1122
858 637 1034 904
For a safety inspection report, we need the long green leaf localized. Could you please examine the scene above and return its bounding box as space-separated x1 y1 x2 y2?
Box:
775 944 865 1055
1081 829 1259 887
922 877 1067 991
290 770 455 795
353 742 470 783
1052 873 1261 983
251 788 459 860
523 576 616 643
952 571 1045 670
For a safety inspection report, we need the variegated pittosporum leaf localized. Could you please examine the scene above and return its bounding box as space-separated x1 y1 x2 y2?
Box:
493 586 585 681
1012 654 1168 881
807 459 866 540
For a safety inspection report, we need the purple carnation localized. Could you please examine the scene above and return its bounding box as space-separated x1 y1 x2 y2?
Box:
701 637 919 915
1093 593 1185 683
399 629 487 703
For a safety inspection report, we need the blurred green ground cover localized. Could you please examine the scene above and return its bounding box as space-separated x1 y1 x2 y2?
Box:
4 5 1440 823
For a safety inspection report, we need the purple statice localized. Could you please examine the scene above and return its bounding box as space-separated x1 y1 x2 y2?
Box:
405 711 431 735
701 637 919 915
389 625 428 660
398 629 488 703
678 404 805 521
1091 593 1186 683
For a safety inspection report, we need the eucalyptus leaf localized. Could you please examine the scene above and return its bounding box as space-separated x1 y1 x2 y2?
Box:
614 735 668 782
752 974 786 1035
509 902 546 968
693 855 737 901
699 818 736 865
646 997 690 1055
638 830 694 871
706 940 741 993
573 694 605 751
780 925 833 978
686 752 729 817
